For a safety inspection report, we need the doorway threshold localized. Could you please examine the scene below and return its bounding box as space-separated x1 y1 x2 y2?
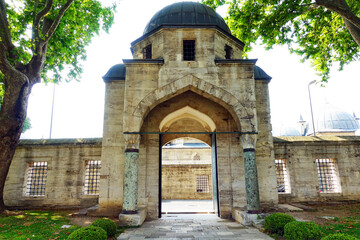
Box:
161 211 215 214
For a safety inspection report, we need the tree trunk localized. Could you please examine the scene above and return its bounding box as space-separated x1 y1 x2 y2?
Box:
0 72 31 212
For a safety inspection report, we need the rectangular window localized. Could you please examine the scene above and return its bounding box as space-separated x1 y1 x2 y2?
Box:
225 45 233 59
196 175 209 193
84 160 101 195
25 162 48 197
143 44 152 59
316 158 340 193
275 159 291 193
183 40 195 61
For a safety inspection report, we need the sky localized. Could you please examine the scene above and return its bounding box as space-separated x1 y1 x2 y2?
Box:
20 0 360 139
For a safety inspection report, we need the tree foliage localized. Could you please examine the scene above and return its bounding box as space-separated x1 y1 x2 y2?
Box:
202 0 360 81
0 0 115 212
1 0 115 84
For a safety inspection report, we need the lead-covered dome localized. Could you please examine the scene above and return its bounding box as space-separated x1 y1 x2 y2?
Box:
143 2 231 36
314 103 359 133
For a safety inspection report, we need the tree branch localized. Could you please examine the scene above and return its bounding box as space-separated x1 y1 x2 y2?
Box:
316 0 360 30
44 0 74 42
0 0 14 50
0 43 26 85
343 17 360 46
32 0 53 42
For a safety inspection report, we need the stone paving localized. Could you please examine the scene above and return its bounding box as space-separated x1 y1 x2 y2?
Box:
118 214 273 240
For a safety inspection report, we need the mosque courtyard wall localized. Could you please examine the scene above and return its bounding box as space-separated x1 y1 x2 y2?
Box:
274 136 360 203
4 136 360 213
4 139 102 209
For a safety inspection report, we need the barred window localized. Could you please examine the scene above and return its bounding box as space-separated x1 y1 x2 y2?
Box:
84 160 101 195
275 159 291 193
192 153 200 161
183 40 195 61
25 162 48 197
196 175 209 193
143 44 152 59
316 158 340 193
225 45 233 59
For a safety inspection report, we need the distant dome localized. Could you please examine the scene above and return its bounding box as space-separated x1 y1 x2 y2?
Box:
143 2 231 36
314 103 359 133
278 126 301 137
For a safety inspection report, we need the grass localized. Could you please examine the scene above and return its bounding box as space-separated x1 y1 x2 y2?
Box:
0 210 81 239
266 204 360 240
320 204 360 238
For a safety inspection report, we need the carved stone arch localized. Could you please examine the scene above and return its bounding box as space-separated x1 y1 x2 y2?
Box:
127 74 256 132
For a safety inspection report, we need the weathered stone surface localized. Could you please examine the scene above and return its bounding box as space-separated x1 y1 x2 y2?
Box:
274 136 360 203
119 207 146 226
4 139 102 208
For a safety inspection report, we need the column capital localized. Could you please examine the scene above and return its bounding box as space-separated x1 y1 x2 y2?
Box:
240 134 257 150
124 134 140 150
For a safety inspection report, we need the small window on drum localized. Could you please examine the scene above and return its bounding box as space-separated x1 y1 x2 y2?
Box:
225 45 233 59
143 44 152 59
183 40 195 61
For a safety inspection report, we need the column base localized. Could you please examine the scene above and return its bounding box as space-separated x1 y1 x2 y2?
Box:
233 208 264 226
119 207 146 226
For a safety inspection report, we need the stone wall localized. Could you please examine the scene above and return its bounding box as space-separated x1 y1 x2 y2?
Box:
274 136 360 203
98 80 126 216
4 139 102 209
162 147 212 200
162 165 212 200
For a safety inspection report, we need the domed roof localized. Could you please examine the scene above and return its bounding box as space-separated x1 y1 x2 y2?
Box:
143 2 231 36
254 66 272 81
277 126 301 136
314 103 359 133
103 64 126 82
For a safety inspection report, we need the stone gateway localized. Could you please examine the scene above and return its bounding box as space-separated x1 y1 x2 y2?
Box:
4 2 360 226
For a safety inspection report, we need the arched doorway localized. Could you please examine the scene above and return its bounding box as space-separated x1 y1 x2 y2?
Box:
137 90 240 219
160 137 217 216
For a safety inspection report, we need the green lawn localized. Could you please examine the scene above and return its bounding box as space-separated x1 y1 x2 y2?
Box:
0 210 81 240
320 204 360 238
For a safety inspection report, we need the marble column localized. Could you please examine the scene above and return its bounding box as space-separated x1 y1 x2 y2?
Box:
241 134 261 213
122 134 140 214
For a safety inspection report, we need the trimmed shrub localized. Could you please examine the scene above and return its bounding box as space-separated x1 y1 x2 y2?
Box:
264 213 296 235
91 218 117 237
284 221 322 240
322 233 359 240
68 226 107 240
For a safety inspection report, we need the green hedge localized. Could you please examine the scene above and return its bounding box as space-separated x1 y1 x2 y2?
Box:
264 213 296 235
322 233 359 240
284 221 322 240
91 218 117 237
67 226 107 240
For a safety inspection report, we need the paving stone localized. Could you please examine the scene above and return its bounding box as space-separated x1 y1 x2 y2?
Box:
117 214 272 239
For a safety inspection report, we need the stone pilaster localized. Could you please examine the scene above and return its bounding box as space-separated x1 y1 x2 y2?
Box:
122 134 140 213
240 134 261 213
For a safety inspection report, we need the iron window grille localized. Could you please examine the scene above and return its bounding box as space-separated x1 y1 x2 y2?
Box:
225 45 233 59
84 160 101 195
196 175 209 193
275 159 291 193
183 40 195 61
143 44 152 59
25 162 48 197
316 158 340 193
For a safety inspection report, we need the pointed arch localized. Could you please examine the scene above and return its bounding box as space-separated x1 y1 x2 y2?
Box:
159 106 216 132
126 74 256 132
